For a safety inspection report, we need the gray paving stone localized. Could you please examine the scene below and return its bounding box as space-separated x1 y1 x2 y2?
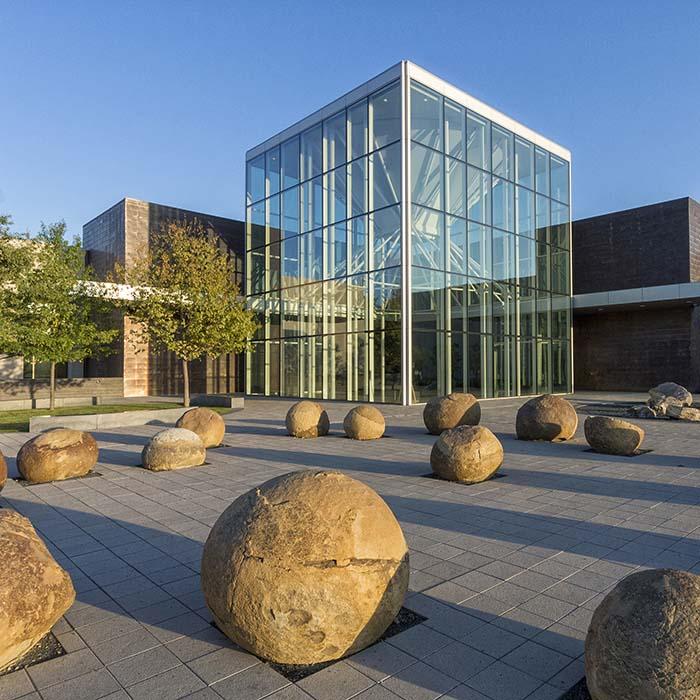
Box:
423 641 495 682
186 646 259 684
27 648 103 689
381 661 459 700
0 669 34 700
39 668 121 700
126 664 207 700
386 624 453 659
297 661 374 700
501 641 574 682
347 641 416 681
91 627 162 665
211 664 289 699
108 645 181 687
464 661 541 700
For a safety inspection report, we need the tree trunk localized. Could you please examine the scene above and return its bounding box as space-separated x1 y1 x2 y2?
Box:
49 360 56 411
182 358 190 408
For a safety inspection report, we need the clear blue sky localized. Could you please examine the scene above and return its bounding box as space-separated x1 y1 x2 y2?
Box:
1 0 699 238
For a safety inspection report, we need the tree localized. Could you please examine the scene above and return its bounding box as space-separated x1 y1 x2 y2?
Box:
115 221 257 407
0 221 119 409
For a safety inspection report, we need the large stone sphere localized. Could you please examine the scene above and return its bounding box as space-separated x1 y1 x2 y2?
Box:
344 406 385 440
285 401 330 438
584 416 645 456
516 395 578 441
176 407 225 448
0 510 76 672
431 425 504 484
423 393 481 435
0 450 6 492
17 428 98 483
585 568 700 700
201 470 409 665
142 428 206 471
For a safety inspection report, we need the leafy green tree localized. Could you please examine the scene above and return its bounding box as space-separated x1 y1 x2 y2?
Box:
115 221 257 407
0 221 119 408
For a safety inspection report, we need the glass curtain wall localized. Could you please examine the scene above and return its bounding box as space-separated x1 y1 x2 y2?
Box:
246 81 403 403
409 80 571 402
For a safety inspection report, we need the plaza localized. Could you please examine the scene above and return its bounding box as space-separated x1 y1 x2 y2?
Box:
1 395 698 700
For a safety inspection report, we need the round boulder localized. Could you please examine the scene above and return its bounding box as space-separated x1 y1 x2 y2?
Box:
17 428 98 483
285 401 330 439
343 406 385 440
431 425 504 484
423 393 481 435
0 450 6 492
584 416 645 456
176 407 225 448
142 428 205 471
0 510 76 672
649 381 692 407
585 568 700 700
201 470 409 665
516 395 578 441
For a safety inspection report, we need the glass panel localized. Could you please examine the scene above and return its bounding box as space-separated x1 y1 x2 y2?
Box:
537 338 550 393
447 273 467 333
412 330 444 402
325 223 347 279
492 177 514 232
266 147 280 196
324 166 347 224
299 335 323 399
515 138 533 189
267 291 280 339
372 329 402 403
516 186 534 238
551 155 569 204
492 125 513 179
349 157 367 218
551 247 569 294
247 201 265 249
281 338 299 396
552 339 569 393
268 340 280 395
282 286 300 337
249 342 265 394
468 333 491 398
323 111 346 171
536 242 550 290
535 148 549 195
282 186 300 239
449 330 467 393
412 267 445 332
300 230 322 282
348 332 368 402
467 167 490 224
249 249 265 294
326 334 347 400
371 142 401 210
467 223 492 279
447 216 466 273
493 334 516 397
300 176 322 233
445 99 465 160
519 286 536 337
281 137 300 189
535 194 550 244
267 194 280 244
372 267 401 332
467 112 490 170
300 124 322 181
325 277 347 335
517 236 536 288
468 279 491 334
552 294 570 340
551 201 570 249
268 241 280 289
348 273 368 334
446 157 466 216
492 282 516 336
537 290 551 336
371 205 401 269
520 337 536 395
246 154 265 205
300 282 323 336
348 99 368 160
412 205 444 269
282 235 300 287
370 82 401 150
349 216 367 274
411 82 442 150
493 229 516 282
412 142 443 210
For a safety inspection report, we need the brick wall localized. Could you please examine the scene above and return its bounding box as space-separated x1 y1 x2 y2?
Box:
573 198 691 294
689 199 700 281
574 306 698 391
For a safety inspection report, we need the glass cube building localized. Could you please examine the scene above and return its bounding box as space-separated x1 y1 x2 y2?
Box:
245 61 571 405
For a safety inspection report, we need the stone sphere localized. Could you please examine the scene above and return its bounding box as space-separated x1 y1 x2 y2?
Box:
423 393 481 435
516 395 578 441
176 407 225 448
584 416 645 456
0 510 76 672
17 428 98 483
344 406 385 440
0 450 6 492
285 401 330 438
585 568 700 700
431 425 504 484
142 428 206 471
201 470 409 665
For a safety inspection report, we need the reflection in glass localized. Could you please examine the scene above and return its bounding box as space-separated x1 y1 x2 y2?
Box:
516 187 534 238
535 148 549 195
520 337 536 396
372 267 401 332
445 99 465 160
247 154 265 205
468 223 491 279
349 157 367 217
411 142 442 210
282 287 300 337
371 205 401 269
446 157 465 216
515 138 533 189
281 137 300 189
551 201 569 249
371 142 401 210
412 330 443 401
467 112 490 170
373 329 401 403
551 156 569 204
325 223 347 279
282 339 299 396
492 125 512 179
324 166 346 224
551 248 569 294
517 236 536 288
447 216 466 273
467 168 490 224
370 82 401 150
350 216 366 274
301 177 322 233
535 194 550 244
266 147 280 196
300 124 322 181
282 236 299 287
323 111 346 171
282 187 299 239
492 177 514 232
493 230 516 282
412 205 444 269
348 274 368 334
348 100 368 160
248 201 265 249
411 82 442 150
536 243 550 291
267 195 280 244
412 267 445 332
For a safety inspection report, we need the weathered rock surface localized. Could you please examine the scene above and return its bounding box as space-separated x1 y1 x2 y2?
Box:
0 510 76 672
516 395 578 441
141 428 206 471
176 407 225 447
630 404 656 419
648 395 683 416
584 416 644 456
343 406 385 440
585 568 700 700
649 381 692 407
431 425 503 484
423 393 481 435
285 401 330 438
0 450 6 492
17 428 98 483
201 470 409 665
667 404 700 422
